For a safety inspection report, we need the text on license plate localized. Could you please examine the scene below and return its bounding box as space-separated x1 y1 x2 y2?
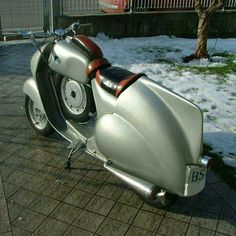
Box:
189 167 206 184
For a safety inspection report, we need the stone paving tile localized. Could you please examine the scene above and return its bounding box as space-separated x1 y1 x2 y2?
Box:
68 160 94 177
75 176 103 194
14 146 39 159
108 202 139 224
201 183 221 197
0 164 15 180
220 203 236 220
126 226 155 236
96 218 129 236
56 170 82 188
32 217 69 236
211 181 236 212
85 195 115 216
19 159 45 175
1 232 13 236
196 194 222 215
0 142 24 155
64 188 93 208
29 195 60 215
165 203 193 223
31 150 57 164
190 209 219 231
42 181 72 201
118 188 143 208
3 155 28 170
9 188 38 208
72 209 105 232
132 209 163 232
217 215 236 236
76 152 98 165
157 217 188 236
64 225 93 236
23 176 53 194
176 194 200 208
13 208 46 232
142 202 166 216
186 224 215 236
32 218 69 236
96 179 125 201
7 202 24 222
215 233 233 236
85 164 111 181
6 170 33 187
206 170 223 184
50 202 82 224
2 182 20 199
0 151 12 163
0 174 12 234
36 165 64 181
12 225 31 236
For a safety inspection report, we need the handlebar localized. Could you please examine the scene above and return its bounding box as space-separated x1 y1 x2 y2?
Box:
22 21 80 49
55 21 80 37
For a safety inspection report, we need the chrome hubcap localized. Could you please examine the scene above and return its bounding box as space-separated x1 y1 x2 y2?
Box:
28 99 48 130
60 77 87 115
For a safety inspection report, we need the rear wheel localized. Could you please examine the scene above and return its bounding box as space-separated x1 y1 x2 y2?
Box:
25 95 54 136
58 77 96 123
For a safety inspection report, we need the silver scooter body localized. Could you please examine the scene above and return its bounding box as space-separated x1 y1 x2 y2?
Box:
23 35 206 201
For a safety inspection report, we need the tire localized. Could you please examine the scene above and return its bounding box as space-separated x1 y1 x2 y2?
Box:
25 95 54 136
57 76 96 123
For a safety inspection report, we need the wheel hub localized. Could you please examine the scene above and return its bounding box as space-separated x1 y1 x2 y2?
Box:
28 100 48 130
61 78 87 115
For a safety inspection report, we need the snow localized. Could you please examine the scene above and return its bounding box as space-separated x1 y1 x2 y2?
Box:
93 34 236 168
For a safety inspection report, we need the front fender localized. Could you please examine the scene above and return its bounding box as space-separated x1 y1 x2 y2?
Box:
23 77 45 113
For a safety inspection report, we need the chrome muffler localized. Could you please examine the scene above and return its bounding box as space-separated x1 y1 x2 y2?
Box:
104 161 158 200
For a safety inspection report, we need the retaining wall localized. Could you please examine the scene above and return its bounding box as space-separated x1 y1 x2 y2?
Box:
57 11 236 38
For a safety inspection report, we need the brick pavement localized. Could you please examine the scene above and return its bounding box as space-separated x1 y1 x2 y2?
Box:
0 40 236 236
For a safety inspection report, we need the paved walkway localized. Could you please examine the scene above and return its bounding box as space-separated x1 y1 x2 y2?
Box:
0 41 236 236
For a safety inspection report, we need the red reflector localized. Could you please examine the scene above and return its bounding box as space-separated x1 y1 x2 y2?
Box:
200 156 212 169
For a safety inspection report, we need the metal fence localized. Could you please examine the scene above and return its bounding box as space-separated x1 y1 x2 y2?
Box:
132 0 236 9
62 0 236 14
0 0 235 33
0 0 44 32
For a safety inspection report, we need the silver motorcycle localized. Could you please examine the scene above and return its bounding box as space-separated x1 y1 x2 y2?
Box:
23 22 211 206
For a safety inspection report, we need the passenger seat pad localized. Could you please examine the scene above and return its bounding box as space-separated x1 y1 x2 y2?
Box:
96 66 145 97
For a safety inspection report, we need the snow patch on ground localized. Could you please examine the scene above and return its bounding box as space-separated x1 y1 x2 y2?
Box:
93 34 236 167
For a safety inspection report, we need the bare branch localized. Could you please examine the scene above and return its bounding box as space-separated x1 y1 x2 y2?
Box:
205 0 226 16
195 0 203 17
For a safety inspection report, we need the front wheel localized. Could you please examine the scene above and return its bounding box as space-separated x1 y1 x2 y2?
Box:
25 95 54 136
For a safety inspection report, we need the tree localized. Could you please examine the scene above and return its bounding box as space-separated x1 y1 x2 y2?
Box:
185 0 226 61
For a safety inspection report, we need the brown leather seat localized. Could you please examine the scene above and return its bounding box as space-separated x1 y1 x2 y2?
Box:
96 66 145 97
72 35 103 61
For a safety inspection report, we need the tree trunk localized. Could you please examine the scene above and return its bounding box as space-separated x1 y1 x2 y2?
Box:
195 14 208 59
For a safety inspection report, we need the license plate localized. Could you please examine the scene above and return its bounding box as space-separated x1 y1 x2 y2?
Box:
189 167 206 184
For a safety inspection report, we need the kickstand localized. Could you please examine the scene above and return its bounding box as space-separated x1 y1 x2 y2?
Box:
65 148 74 170
65 140 85 170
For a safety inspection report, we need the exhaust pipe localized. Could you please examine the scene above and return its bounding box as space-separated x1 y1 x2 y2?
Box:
104 161 157 200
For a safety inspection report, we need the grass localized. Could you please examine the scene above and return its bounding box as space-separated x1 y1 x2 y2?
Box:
175 61 236 77
203 144 236 190
173 52 236 77
135 46 236 77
